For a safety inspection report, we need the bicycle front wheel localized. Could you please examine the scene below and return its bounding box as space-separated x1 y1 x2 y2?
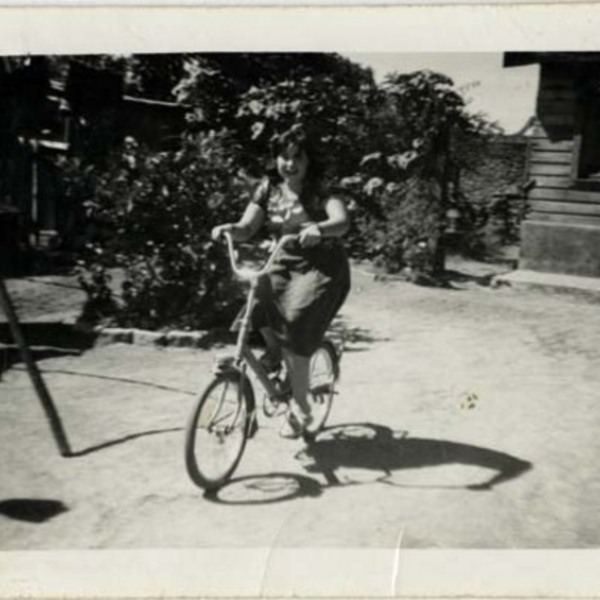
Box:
185 373 254 491
305 340 339 435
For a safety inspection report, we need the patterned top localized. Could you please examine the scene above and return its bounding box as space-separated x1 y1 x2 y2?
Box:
248 178 351 356
252 178 325 235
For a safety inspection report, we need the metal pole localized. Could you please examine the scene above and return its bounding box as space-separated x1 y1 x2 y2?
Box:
30 139 39 245
0 276 71 457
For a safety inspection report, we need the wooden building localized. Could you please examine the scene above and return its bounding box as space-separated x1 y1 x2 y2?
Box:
1 59 186 254
504 52 600 278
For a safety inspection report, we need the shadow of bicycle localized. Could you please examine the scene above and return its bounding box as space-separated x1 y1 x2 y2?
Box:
298 423 532 491
205 423 531 505
203 472 322 506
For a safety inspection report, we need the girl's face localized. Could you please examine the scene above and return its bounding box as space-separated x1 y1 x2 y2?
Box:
276 143 309 186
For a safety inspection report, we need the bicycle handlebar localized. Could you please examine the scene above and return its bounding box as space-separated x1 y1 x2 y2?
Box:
222 231 298 280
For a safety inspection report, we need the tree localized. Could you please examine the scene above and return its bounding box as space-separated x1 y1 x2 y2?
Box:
174 53 375 160
341 70 501 276
234 72 378 177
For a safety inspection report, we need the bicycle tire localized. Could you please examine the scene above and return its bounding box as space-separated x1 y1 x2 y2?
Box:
305 340 339 435
184 372 254 491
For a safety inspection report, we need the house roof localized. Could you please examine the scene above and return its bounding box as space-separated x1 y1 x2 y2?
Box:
504 52 600 67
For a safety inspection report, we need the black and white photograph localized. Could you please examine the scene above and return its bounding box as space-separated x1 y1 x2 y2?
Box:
2 6 600 598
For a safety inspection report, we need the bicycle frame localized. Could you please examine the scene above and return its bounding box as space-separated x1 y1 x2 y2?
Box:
185 232 339 490
221 232 297 402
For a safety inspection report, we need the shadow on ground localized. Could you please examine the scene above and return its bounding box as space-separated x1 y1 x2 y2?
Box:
442 269 498 289
0 346 83 377
0 322 96 376
0 322 95 350
0 499 68 523
329 317 389 353
9 365 197 397
300 423 532 491
204 423 531 506
69 427 183 458
203 473 322 505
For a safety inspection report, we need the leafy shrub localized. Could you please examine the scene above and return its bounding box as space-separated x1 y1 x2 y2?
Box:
234 74 378 182
341 71 502 276
340 174 441 275
68 56 511 331
75 130 252 330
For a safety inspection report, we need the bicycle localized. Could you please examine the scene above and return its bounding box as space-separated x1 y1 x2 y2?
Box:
184 232 341 492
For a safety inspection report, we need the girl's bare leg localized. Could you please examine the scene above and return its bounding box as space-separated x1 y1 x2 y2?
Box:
282 349 311 422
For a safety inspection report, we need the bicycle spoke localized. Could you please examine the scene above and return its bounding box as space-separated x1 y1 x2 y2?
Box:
185 375 251 491
305 343 337 434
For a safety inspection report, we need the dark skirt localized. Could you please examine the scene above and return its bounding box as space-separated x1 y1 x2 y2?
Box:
253 239 351 357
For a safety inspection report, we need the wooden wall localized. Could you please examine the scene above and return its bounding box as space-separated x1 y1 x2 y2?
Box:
118 97 186 151
526 62 600 228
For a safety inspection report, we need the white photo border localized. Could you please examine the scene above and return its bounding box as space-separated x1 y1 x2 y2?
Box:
1 5 600 598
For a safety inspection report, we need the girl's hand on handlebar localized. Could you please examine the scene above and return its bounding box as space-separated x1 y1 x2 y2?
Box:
211 224 233 241
299 223 322 248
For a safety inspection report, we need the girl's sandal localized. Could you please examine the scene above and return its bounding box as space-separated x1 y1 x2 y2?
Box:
279 413 303 439
279 411 313 440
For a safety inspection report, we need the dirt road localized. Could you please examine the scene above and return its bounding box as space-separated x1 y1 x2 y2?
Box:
2 260 600 549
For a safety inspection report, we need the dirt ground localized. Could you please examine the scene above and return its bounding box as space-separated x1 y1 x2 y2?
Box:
2 258 600 550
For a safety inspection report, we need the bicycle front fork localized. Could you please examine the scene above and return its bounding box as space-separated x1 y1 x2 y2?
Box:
213 282 258 376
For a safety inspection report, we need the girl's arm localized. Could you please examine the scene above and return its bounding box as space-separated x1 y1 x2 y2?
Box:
318 197 351 238
212 203 265 243
298 197 350 247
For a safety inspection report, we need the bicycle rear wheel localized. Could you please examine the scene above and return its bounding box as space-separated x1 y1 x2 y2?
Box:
185 373 254 491
305 340 339 435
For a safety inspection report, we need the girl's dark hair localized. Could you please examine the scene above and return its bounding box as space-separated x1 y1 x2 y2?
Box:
267 125 325 209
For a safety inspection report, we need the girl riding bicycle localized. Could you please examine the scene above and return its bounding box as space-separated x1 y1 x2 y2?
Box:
211 125 351 439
